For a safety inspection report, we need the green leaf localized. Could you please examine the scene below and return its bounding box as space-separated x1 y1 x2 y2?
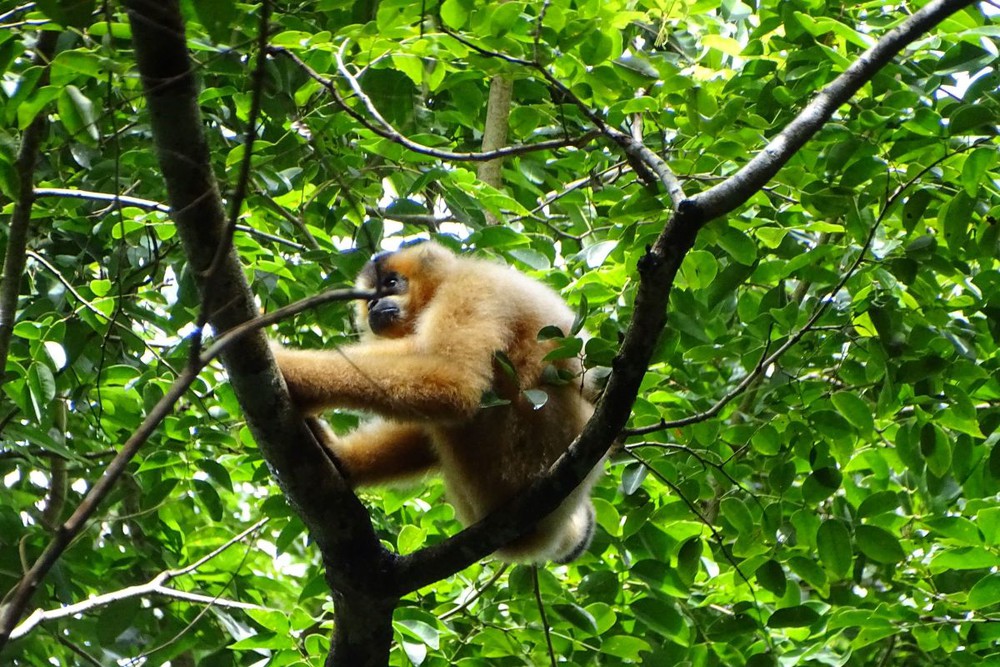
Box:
397 525 426 554
968 573 1000 610
440 0 472 29
198 458 234 492
580 29 615 66
520 388 549 410
555 603 600 635
961 147 998 197
949 104 996 135
755 559 787 597
920 423 953 479
632 597 685 640
767 605 820 629
489 3 523 37
855 525 905 564
856 491 900 518
578 241 618 269
721 497 754 535
193 479 223 521
601 635 651 660
816 520 852 578
17 85 60 130
677 537 703 584
679 250 718 290
831 391 874 432
193 0 238 43
391 54 424 86
718 227 758 265
27 363 56 421
397 618 440 649
941 191 974 251
37 0 96 28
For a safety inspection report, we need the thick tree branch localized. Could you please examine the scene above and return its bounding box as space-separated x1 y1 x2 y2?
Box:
690 0 978 221
394 0 976 590
124 2 399 665
0 29 59 382
478 74 513 226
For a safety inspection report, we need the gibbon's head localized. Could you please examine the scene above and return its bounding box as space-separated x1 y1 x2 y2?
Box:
356 242 455 338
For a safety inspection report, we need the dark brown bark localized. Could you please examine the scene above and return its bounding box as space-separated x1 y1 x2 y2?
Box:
0 29 59 383
125 1 398 663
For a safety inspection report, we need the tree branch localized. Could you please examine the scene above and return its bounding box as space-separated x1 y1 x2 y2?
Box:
477 74 513 225
9 520 270 640
0 29 59 381
393 0 976 592
32 187 308 250
270 44 599 163
0 282 374 648
124 3 402 665
689 0 979 221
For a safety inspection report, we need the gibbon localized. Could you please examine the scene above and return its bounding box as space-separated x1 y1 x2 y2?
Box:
272 241 600 563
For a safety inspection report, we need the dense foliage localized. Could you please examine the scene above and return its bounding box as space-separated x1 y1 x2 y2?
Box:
1 0 999 665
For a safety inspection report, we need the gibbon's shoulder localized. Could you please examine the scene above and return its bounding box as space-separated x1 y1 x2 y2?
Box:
434 245 575 320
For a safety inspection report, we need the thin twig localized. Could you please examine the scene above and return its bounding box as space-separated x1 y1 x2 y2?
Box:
200 0 272 280
439 564 508 622
531 567 557 667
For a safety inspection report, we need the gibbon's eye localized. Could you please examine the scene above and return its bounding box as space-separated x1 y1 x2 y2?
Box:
381 273 402 292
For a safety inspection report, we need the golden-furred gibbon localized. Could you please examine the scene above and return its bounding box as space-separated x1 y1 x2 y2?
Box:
272 241 599 563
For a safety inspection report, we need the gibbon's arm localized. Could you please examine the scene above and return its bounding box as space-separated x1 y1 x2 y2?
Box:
273 338 494 421
306 417 437 487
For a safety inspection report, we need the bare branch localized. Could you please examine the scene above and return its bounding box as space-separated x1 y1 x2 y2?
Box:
477 74 513 225
269 44 599 163
33 186 171 213
10 520 270 640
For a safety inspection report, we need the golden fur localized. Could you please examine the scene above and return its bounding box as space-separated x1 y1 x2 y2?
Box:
273 242 599 563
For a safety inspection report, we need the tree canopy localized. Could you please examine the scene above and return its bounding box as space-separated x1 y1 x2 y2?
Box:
1 0 999 665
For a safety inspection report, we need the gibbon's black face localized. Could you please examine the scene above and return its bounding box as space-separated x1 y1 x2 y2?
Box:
359 254 410 336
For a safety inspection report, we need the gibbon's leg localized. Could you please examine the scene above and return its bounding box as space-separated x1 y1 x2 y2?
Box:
274 341 493 421
306 417 438 487
551 502 597 564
